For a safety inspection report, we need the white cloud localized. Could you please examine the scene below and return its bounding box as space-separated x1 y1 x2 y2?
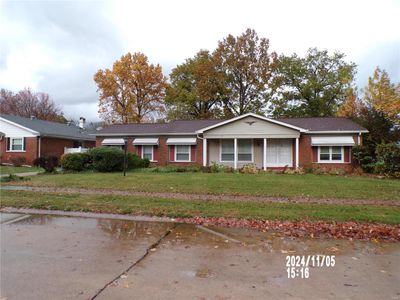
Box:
0 0 399 121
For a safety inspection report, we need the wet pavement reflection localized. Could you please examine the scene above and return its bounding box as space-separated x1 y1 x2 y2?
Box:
1 213 399 300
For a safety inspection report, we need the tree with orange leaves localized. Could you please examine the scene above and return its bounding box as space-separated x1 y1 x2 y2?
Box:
94 52 167 124
364 67 400 125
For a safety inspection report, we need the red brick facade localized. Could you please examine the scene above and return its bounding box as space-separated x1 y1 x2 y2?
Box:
298 134 359 172
0 137 95 166
95 133 361 171
96 137 202 167
0 137 38 165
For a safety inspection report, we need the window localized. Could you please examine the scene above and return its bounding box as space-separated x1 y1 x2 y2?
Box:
318 146 343 162
237 139 252 161
175 145 190 162
220 139 253 162
266 139 292 167
142 145 154 161
7 138 25 152
221 140 234 161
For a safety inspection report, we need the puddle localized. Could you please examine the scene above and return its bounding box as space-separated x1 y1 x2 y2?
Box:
0 213 24 223
8 214 173 241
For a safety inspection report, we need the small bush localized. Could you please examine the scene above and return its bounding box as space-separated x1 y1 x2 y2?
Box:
375 143 400 177
328 168 347 176
210 162 226 173
352 146 375 173
0 174 30 183
284 167 305 175
240 163 259 174
127 154 150 169
61 153 91 171
10 156 26 167
33 156 58 173
89 147 124 172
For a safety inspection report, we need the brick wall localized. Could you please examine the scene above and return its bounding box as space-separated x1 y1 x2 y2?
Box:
0 137 38 165
298 134 358 171
95 136 202 167
41 138 94 160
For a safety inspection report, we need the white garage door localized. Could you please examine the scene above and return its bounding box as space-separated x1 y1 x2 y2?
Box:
266 139 293 167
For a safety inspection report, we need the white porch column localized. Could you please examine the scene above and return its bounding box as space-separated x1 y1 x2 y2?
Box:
295 137 299 169
263 138 267 171
202 138 207 167
234 138 238 170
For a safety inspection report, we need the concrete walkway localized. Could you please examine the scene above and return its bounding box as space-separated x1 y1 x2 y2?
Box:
0 171 40 178
1 184 399 207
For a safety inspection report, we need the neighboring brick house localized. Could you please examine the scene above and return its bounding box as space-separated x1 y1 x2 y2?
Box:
95 113 368 171
0 114 95 166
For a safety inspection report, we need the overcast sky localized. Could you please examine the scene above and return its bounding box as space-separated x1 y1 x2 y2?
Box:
0 0 399 121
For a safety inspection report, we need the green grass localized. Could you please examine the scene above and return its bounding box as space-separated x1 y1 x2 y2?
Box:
10 171 400 200
0 165 43 175
1 190 399 224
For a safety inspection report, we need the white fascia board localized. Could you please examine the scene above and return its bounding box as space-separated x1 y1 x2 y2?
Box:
0 117 39 135
307 130 369 134
196 113 308 133
93 133 195 136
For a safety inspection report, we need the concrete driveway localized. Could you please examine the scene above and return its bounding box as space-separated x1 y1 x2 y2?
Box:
1 212 399 300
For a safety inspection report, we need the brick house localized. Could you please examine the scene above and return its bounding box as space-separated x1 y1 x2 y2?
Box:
0 114 95 166
95 113 368 171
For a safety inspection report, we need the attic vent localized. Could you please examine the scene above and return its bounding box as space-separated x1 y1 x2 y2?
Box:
245 121 256 126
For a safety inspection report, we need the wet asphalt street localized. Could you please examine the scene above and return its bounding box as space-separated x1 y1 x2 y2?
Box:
1 212 399 300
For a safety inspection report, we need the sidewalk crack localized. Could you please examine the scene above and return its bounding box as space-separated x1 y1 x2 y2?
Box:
91 223 177 300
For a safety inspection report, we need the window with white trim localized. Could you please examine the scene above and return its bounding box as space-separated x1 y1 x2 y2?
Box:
175 145 190 162
142 145 154 161
266 139 292 167
220 140 234 162
7 137 25 151
237 139 252 161
318 146 343 162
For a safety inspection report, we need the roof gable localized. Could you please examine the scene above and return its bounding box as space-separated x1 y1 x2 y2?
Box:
197 113 307 133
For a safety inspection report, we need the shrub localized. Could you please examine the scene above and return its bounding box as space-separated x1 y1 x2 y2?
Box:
375 143 400 177
352 146 375 173
89 147 124 172
210 162 226 173
127 154 150 169
61 153 91 171
10 156 26 167
33 156 58 173
284 167 305 175
328 168 347 176
240 163 259 174
0 174 30 183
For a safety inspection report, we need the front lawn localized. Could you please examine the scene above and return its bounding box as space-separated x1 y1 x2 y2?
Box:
7 171 400 200
2 190 400 224
0 165 43 175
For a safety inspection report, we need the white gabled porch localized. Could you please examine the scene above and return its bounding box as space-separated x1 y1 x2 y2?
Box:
198 113 305 170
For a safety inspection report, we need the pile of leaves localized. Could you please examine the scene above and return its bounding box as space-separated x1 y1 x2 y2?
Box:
176 217 400 242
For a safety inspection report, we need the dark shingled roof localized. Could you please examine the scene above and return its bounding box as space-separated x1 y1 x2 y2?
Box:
96 116 367 135
97 119 222 135
276 117 367 132
1 114 95 140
